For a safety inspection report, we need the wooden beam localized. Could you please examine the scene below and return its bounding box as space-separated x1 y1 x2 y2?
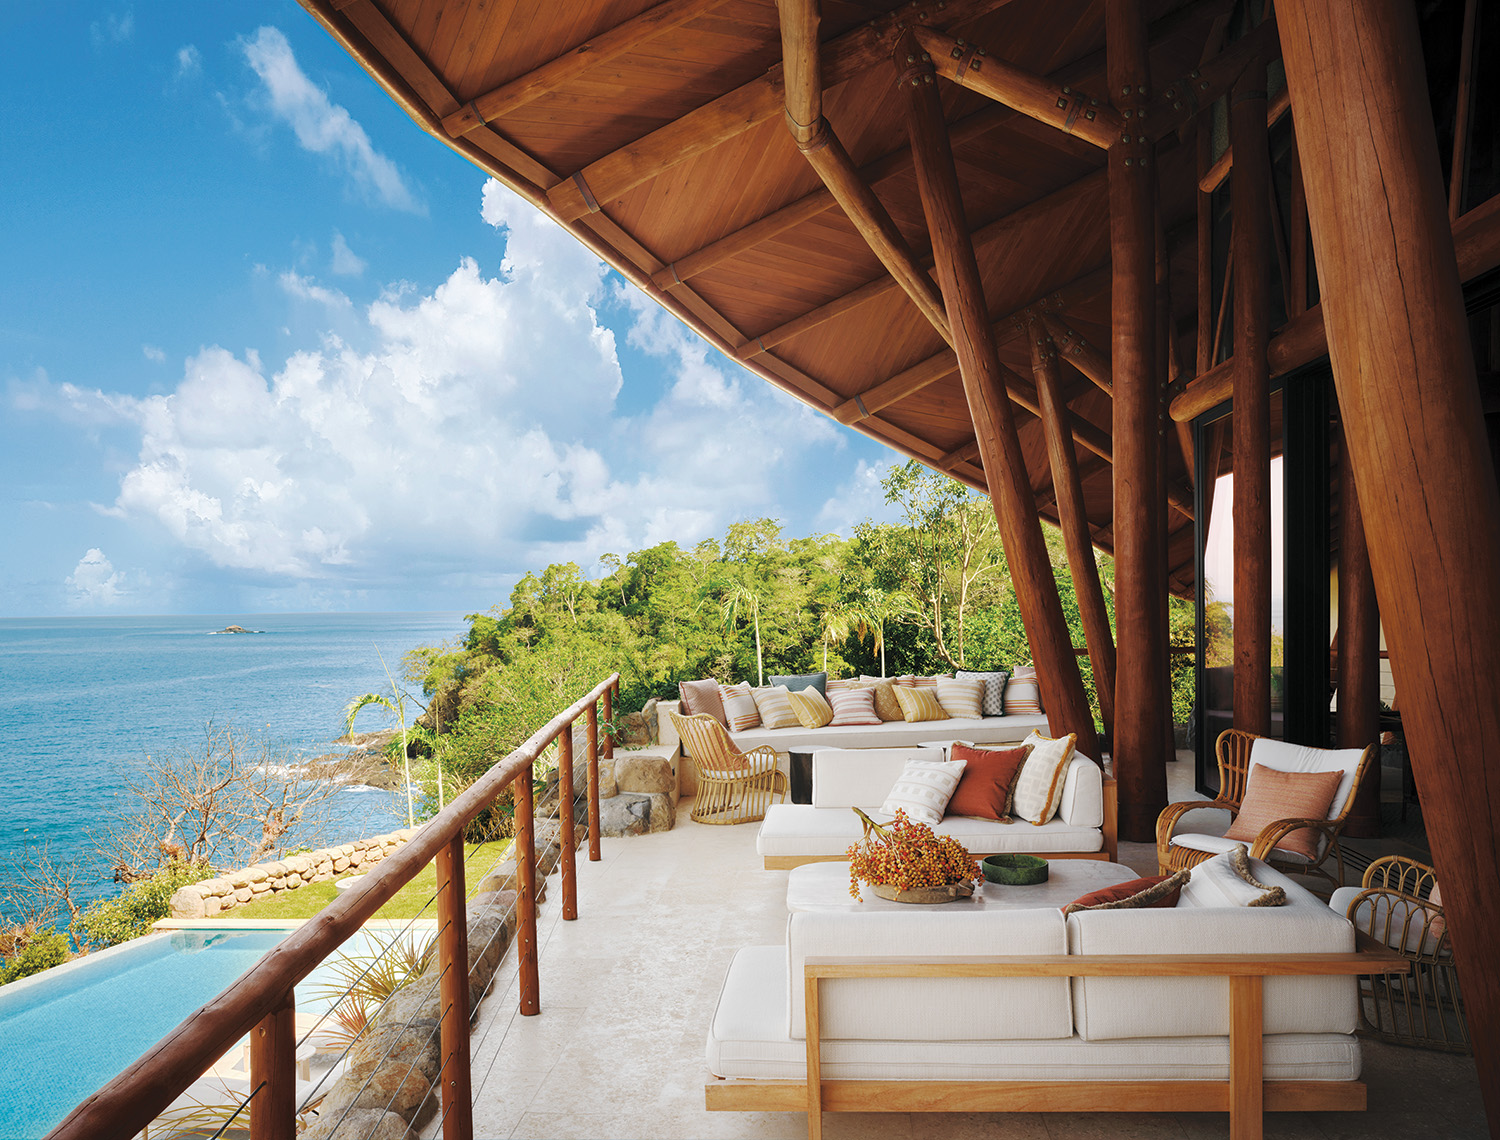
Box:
1198 85 1290 194
1278 0 1500 1120
1448 0 1477 222
546 0 1017 222
898 31 1100 760
1108 0 1168 842
1337 431 1380 838
913 26 1123 150
1030 315 1118 740
440 0 727 137
1231 65 1273 738
1041 313 1112 394
1148 16 1280 140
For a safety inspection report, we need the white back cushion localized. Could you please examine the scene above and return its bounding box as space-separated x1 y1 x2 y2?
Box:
1055 755 1104 828
1248 737 1365 819
787 909 1071 1041
811 747 941 807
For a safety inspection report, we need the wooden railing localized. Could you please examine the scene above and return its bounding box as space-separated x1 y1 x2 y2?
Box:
46 673 621 1140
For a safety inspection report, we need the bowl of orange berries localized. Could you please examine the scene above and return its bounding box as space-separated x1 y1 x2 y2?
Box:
846 807 982 904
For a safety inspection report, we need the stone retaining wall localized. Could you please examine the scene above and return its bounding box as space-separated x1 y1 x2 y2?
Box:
169 827 424 919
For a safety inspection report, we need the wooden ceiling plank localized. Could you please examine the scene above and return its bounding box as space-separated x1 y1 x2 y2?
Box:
443 0 729 137
341 0 461 116
545 0 1022 222
913 26 1122 150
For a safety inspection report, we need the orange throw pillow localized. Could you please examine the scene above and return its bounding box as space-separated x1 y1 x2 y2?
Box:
945 743 1031 821
1063 873 1185 914
1223 765 1344 860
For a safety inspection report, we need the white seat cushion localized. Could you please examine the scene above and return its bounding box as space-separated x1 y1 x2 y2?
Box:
757 805 1104 857
706 946 1360 1082
1169 832 1312 864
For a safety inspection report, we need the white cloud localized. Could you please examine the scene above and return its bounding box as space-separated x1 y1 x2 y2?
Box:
91 10 134 49
330 232 367 277
175 45 202 78
279 270 351 311
67 549 126 606
241 27 421 213
36 182 841 593
143 344 166 362
816 458 899 534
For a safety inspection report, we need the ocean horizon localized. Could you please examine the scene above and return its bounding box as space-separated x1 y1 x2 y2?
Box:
0 611 469 916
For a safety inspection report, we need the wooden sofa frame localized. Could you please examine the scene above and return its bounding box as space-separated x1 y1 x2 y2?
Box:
761 772 1119 870
705 939 1408 1140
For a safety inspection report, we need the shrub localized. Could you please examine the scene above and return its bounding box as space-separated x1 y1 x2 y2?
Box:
72 861 216 952
0 926 73 986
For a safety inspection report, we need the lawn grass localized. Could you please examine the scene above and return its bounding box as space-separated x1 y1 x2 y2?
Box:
203 840 513 923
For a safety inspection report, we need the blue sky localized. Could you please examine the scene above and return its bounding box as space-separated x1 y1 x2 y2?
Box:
0 2 906 617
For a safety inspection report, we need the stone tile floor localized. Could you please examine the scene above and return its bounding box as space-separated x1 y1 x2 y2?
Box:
434 758 1487 1140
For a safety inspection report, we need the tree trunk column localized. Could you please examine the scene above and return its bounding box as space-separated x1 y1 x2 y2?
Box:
1106 0 1167 840
1027 313 1118 742
1279 0 1500 1123
1337 434 1381 837
895 35 1099 760
1231 65 1273 738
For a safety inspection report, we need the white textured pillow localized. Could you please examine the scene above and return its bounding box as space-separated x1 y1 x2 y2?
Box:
879 757 968 826
1006 666 1043 715
935 676 984 720
957 669 1009 716
1012 731 1076 824
751 684 800 730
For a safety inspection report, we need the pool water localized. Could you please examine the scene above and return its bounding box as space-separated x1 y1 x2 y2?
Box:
0 925 424 1138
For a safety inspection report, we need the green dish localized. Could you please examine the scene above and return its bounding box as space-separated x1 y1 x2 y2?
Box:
982 854 1049 885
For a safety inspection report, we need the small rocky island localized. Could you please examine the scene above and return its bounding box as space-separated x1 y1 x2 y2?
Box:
211 624 262 635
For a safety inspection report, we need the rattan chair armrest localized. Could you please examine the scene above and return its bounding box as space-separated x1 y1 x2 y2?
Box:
742 745 780 764
1343 886 1452 959
1156 798 1238 846
1248 817 1336 861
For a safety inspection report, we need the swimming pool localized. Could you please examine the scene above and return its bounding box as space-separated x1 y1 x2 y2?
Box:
0 922 432 1139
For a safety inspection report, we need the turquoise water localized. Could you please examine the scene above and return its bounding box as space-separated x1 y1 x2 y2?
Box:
0 613 466 911
0 925 422 1137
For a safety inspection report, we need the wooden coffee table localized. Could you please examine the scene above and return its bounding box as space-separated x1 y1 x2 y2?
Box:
786 858 1140 913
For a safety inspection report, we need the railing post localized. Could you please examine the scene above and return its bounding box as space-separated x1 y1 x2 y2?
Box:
603 683 615 765
516 755 540 1016
559 720 578 920
586 700 602 862
435 834 474 1140
249 991 296 1140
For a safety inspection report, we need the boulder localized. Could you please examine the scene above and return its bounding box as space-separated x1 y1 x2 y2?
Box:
302 1109 412 1140
341 1022 439 1116
596 792 656 837
170 887 205 919
619 711 652 746
378 979 442 1031
614 753 675 799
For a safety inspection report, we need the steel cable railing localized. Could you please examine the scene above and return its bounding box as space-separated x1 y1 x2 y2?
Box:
46 673 619 1140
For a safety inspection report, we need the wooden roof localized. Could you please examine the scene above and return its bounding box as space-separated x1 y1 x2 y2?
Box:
302 0 1229 585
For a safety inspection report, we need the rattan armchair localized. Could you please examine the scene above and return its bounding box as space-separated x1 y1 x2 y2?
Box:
1156 728 1375 891
1334 855 1468 1052
668 711 787 825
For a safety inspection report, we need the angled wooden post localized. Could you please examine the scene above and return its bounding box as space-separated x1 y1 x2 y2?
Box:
1230 62 1273 738
1106 0 1167 839
1337 433 1380 838
895 32 1099 760
435 834 474 1140
248 993 296 1140
1027 313 1117 742
1278 0 1500 1122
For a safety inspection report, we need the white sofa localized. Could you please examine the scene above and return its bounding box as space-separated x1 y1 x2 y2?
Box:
756 746 1117 868
705 855 1398 1135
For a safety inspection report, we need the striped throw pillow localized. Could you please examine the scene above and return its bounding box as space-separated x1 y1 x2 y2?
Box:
828 686 881 726
718 682 761 732
1012 731 1077 824
893 686 946 723
852 679 903 721
879 757 968 826
1005 666 1043 715
891 674 946 689
935 677 984 720
751 685 800 730
957 670 1010 716
788 686 834 729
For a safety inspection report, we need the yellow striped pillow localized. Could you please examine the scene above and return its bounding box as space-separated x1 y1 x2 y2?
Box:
788 687 833 728
935 677 984 720
893 685 946 723
751 685 800 730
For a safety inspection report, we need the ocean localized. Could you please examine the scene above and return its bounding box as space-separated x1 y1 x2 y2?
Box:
0 612 468 914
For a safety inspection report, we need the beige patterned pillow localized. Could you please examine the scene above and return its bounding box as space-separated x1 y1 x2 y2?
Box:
788 686 833 728
853 679 903 721
751 685 800 730
879 757 968 826
1012 731 1077 824
718 682 761 731
935 677 984 720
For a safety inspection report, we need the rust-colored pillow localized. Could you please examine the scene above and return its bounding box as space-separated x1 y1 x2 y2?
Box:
1223 765 1344 860
1062 871 1188 915
945 743 1031 821
678 678 727 728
